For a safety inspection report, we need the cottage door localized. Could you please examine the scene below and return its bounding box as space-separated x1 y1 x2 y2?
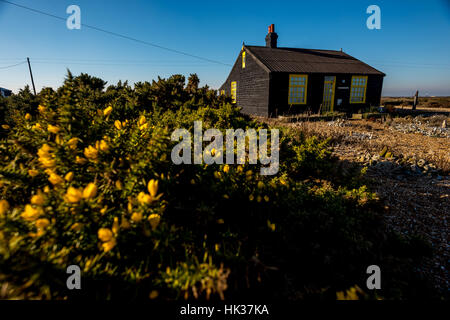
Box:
322 76 336 112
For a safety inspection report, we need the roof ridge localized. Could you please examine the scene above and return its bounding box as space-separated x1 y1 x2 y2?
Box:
244 45 345 52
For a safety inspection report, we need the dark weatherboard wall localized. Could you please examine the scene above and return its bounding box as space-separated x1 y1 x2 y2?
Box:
268 73 384 116
219 49 270 117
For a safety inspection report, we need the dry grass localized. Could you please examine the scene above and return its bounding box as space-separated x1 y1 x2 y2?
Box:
382 96 450 109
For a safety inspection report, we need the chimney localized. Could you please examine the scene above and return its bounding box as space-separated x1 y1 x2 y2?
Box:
265 24 278 48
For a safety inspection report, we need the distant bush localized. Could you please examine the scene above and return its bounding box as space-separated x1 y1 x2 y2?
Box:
0 72 433 300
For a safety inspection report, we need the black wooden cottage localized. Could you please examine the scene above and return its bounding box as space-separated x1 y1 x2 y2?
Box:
219 24 385 117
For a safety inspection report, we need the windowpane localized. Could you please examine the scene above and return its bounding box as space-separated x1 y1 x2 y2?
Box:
288 74 308 104
231 81 237 103
350 76 367 103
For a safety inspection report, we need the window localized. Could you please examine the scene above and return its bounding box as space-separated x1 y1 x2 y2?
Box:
242 51 246 68
350 76 368 103
231 81 237 103
288 74 308 104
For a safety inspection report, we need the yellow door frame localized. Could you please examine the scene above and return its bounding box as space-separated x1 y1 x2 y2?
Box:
322 76 336 112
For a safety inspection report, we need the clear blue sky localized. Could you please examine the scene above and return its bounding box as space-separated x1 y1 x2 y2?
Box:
0 0 449 96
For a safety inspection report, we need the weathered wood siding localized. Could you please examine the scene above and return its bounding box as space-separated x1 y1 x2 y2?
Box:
219 50 270 117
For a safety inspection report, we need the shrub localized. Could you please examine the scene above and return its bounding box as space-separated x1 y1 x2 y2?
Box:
0 72 433 300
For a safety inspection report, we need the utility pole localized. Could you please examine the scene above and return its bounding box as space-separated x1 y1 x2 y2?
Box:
27 57 36 95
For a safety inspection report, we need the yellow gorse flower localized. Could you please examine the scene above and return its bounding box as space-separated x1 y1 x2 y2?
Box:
98 228 113 242
31 192 45 206
83 183 98 199
55 135 62 145
148 213 161 230
41 158 56 168
38 105 46 113
64 187 83 203
120 217 131 229
139 122 149 131
75 156 87 164
114 120 122 130
84 145 98 160
67 138 79 150
64 172 74 181
21 204 43 221
267 220 276 232
102 238 116 252
48 173 64 185
112 217 120 234
138 115 146 126
28 169 39 177
38 144 57 169
137 192 152 205
131 212 143 222
147 179 159 197
97 140 109 152
103 106 113 116
0 200 10 216
223 165 230 173
98 228 116 252
32 123 43 131
25 113 31 120
336 286 363 300
47 124 61 134
35 218 50 229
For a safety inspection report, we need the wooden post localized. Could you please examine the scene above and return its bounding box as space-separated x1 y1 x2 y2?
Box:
412 90 419 111
27 57 36 95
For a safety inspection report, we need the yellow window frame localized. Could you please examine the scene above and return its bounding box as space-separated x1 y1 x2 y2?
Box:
349 75 368 104
288 74 308 105
242 51 246 68
231 81 237 103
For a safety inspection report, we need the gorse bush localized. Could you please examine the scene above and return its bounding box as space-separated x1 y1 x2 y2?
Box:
0 72 432 300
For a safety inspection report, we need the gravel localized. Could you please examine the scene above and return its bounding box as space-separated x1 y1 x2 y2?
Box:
333 144 449 295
